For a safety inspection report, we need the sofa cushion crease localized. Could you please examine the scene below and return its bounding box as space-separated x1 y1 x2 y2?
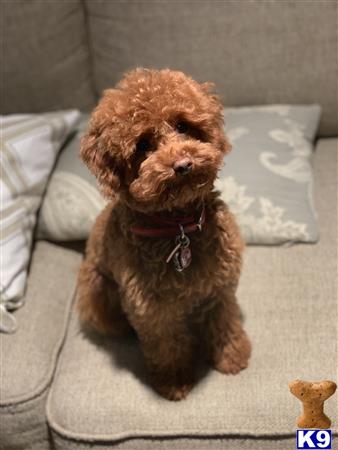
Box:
46 435 300 450
47 423 297 446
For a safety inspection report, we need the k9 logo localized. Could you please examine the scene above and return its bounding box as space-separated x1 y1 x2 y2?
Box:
296 430 332 449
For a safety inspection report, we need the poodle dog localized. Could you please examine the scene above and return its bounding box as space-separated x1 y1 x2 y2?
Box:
77 68 251 401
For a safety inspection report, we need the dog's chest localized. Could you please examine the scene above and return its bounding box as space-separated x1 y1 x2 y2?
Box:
122 229 236 299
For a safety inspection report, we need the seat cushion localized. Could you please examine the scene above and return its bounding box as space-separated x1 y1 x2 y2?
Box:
0 242 82 450
46 139 337 449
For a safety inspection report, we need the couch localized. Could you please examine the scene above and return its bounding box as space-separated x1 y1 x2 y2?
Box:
1 1 337 449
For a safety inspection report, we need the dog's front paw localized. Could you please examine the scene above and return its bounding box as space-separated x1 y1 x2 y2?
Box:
213 331 251 375
154 382 194 401
151 368 195 401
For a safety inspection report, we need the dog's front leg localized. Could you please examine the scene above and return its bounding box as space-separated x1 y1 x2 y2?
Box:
133 317 197 401
204 292 251 375
77 259 132 337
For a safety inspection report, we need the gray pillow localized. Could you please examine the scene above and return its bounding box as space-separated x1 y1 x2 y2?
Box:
37 115 106 241
215 104 321 244
38 105 321 245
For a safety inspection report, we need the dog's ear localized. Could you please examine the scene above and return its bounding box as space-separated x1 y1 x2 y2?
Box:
219 133 232 155
80 128 121 198
80 89 124 197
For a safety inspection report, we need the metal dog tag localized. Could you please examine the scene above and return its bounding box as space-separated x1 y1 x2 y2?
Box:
166 228 192 272
173 246 192 272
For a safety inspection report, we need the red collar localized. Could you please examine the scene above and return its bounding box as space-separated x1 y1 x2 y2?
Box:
130 205 206 238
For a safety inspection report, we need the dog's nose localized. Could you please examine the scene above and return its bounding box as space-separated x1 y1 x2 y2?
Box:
173 157 193 175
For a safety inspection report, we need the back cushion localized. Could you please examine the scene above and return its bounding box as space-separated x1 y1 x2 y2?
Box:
86 0 337 137
2 0 95 113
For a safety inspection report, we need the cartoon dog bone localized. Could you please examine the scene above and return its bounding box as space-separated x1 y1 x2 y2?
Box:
289 380 337 429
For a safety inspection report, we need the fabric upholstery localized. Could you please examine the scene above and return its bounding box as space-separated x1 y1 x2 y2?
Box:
0 110 80 333
2 2 337 136
3 1 337 136
86 0 338 137
1 0 95 114
0 241 82 450
46 138 337 448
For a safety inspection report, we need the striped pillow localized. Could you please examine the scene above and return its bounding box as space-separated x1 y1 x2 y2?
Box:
0 111 80 333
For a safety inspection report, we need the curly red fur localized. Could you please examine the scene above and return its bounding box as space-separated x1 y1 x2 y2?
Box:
77 68 251 401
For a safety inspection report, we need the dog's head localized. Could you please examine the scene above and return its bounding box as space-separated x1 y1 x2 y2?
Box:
81 68 230 212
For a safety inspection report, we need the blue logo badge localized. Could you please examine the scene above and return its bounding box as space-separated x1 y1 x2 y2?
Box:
296 429 332 449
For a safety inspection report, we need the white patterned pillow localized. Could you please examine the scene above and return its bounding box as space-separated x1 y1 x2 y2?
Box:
215 105 321 245
0 110 80 333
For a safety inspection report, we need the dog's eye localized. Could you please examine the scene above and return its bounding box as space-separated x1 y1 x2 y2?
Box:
136 137 150 153
176 122 189 134
176 121 207 142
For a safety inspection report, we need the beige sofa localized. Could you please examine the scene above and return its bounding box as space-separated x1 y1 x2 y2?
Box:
1 2 337 450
